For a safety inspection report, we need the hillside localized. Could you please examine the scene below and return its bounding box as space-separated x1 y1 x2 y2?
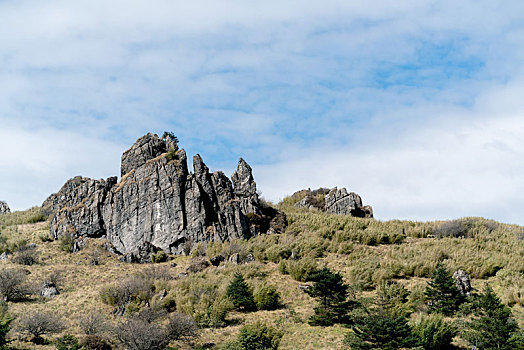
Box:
0 194 523 349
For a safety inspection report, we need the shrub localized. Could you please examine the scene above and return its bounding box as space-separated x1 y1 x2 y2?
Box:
166 148 178 161
100 275 154 315
78 311 107 335
114 315 168 350
0 268 32 301
285 258 318 282
411 314 456 350
79 335 112 350
236 322 283 350
165 312 198 341
433 219 471 238
151 250 168 263
17 311 65 343
254 285 281 311
55 334 81 350
13 247 39 266
226 273 256 312
59 233 74 253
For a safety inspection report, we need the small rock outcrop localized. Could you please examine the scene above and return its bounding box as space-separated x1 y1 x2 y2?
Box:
40 281 59 298
453 270 472 296
0 201 10 214
44 133 286 261
295 187 373 218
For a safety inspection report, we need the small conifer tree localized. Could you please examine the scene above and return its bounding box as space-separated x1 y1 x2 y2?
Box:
425 262 464 316
464 284 519 350
0 302 14 348
226 273 256 312
305 268 356 326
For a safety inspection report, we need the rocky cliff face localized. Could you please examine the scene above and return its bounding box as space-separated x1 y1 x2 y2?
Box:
0 201 10 214
44 133 285 261
295 187 373 218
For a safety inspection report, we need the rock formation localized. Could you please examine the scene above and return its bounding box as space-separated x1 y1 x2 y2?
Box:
0 201 10 214
453 269 472 296
295 187 373 218
43 133 286 262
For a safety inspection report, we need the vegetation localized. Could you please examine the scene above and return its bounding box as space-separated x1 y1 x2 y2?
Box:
0 200 521 349
464 284 519 349
425 261 465 316
305 268 355 326
226 272 257 312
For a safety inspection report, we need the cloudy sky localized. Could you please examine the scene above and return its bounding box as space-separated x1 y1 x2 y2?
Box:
1 1 524 224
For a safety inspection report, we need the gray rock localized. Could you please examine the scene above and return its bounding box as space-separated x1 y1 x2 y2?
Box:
40 281 59 298
44 133 286 261
120 132 167 177
0 252 8 260
453 270 472 296
228 253 240 265
245 253 255 263
43 176 117 239
0 201 10 214
294 187 373 218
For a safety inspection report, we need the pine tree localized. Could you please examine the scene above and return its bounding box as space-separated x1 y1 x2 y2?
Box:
345 310 416 350
425 262 464 316
464 284 519 350
0 302 13 348
226 273 256 312
305 268 356 326
345 282 417 350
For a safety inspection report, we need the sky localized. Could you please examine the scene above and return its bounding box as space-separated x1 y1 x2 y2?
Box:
1 1 524 224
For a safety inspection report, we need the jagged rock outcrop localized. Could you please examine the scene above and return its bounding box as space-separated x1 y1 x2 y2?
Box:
43 176 117 239
453 270 472 296
44 133 286 261
295 187 373 218
0 201 10 214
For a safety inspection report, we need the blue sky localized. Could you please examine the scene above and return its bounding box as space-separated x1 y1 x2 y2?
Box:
1 1 524 224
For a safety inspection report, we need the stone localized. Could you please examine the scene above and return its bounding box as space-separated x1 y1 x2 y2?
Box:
453 270 472 296
0 201 10 214
0 252 8 260
44 133 287 261
40 281 59 298
294 187 373 218
245 253 255 263
228 253 240 265
298 284 310 291
186 257 210 273
158 289 167 300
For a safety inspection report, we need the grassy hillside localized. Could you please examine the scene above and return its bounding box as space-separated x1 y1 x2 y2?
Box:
0 198 522 349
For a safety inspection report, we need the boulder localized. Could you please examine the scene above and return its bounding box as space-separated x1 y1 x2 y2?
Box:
453 270 472 296
210 255 225 266
0 252 8 260
0 201 10 214
40 281 59 298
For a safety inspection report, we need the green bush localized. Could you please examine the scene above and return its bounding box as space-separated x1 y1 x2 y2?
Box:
59 233 74 253
236 322 283 350
285 258 318 282
151 250 168 263
411 314 456 350
254 285 281 311
55 334 80 350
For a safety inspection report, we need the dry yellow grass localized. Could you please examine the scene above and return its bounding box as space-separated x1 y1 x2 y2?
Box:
0 205 523 349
